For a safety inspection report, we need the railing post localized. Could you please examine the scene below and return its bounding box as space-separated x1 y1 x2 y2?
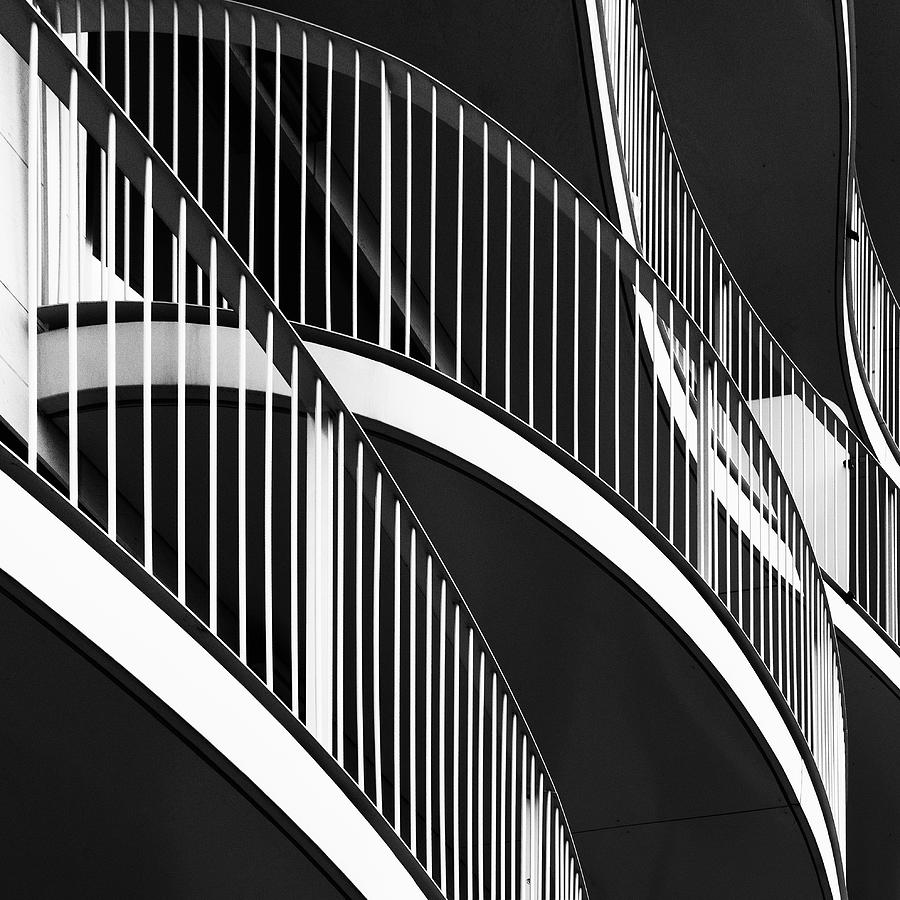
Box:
27 21 39 470
306 380 334 749
379 61 392 348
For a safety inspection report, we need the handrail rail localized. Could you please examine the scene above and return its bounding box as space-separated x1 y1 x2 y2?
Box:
2 5 589 898
602 0 898 697
597 0 893 655
846 171 900 461
31 0 845 870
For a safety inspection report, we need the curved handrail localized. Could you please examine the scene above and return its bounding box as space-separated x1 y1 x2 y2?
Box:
2 5 590 898
35 0 846 869
846 171 900 463
597 0 893 641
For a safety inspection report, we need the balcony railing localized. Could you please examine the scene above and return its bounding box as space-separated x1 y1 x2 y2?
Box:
26 0 852 849
1 5 590 898
600 0 900 693
847 172 900 462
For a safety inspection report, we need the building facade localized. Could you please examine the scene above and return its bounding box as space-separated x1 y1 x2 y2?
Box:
0 0 895 896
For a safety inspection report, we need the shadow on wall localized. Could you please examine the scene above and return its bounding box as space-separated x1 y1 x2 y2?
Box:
636 0 847 414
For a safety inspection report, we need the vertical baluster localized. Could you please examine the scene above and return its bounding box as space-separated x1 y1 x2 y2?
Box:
477 652 486 899
324 41 332 327
481 122 489 397
373 471 384 811
430 87 437 367
206 235 217 629
536 771 544 899
409 529 418 854
195 1 202 206
142 157 153 569
106 114 117 539
237 275 247 661
455 103 463 378
439 580 448 893
405 75 413 356
490 674 498 900
453 601 461 900
222 9 229 237
594 219 602 477
176 197 186 600
500 695 508 900
100 0 107 84
510 716 518 900
378 60 391 345
299 31 307 321
573 198 580 461
425 555 434 875
273 22 280 306
355 441 365 787
505 141 512 411
466 629 475 900
393 502 401 831
289 346 299 712
123 0 131 303
248 16 256 268
336 411 345 762
552 179 559 443
614 238 620 492
263 312 274 685
68 69 80 505
528 161 535 427
711 350 718 599
171 0 178 170
633 258 640 509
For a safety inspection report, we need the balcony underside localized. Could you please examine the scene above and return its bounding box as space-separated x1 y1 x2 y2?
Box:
0 564 356 897
307 340 843 897
635 0 850 420
854 0 900 298
838 635 900 899
366 393 828 898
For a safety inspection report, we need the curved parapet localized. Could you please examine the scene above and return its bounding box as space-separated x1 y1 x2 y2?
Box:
0 7 588 898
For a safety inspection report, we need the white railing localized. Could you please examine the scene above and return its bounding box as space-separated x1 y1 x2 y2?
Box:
29 0 851 846
1 6 589 899
600 0 898 684
23 0 849 865
847 173 900 460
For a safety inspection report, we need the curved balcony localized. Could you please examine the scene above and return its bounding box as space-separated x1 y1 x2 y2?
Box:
0 6 589 898
845 172 900 479
19 0 855 884
597 0 900 668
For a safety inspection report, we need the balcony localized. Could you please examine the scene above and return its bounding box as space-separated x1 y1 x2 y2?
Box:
0 0 864 895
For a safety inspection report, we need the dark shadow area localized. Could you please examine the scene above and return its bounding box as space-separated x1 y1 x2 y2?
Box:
854 0 900 295
257 0 614 218
369 425 827 897
0 574 353 899
636 0 849 417
839 635 900 899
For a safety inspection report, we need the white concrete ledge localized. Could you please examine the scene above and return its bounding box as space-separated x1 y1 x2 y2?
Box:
0 463 427 900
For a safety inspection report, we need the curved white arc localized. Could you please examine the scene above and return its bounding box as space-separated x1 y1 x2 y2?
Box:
582 0 638 248
0 465 428 900
308 341 844 898
842 285 900 487
38 322 291 400
828 582 900 699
